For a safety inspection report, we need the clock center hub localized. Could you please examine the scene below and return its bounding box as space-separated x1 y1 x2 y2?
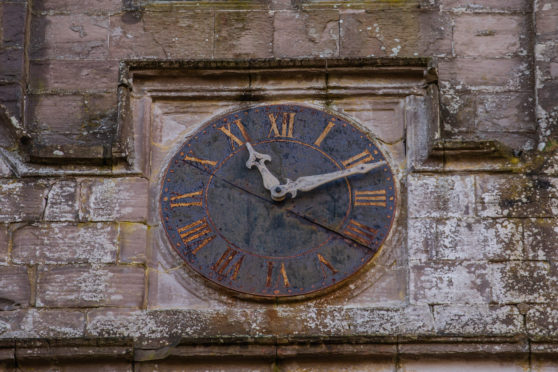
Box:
205 140 352 259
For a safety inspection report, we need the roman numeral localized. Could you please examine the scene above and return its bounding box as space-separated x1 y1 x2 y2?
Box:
265 262 290 288
212 247 244 280
268 112 296 138
314 121 335 146
169 190 203 208
317 253 338 277
219 119 250 150
177 218 215 254
342 149 374 168
355 189 387 207
183 154 217 167
343 219 378 246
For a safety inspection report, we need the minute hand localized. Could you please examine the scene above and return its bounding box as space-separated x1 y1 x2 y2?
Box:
270 161 387 201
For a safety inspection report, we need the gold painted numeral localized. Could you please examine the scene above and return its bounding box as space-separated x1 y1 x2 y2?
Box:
219 119 250 149
343 219 378 246
314 121 335 147
177 218 215 254
268 112 296 138
342 149 374 168
183 155 218 167
355 189 387 207
169 190 203 208
212 247 244 280
317 253 338 276
266 261 290 288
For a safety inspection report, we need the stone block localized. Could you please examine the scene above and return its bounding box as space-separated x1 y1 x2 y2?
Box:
532 357 558 372
86 309 211 339
0 179 49 222
79 177 149 222
33 0 121 13
141 10 214 59
418 11 453 57
18 361 133 372
44 179 79 221
0 266 30 310
408 218 435 262
476 93 535 132
0 309 85 339
408 174 475 218
475 175 558 218
119 223 147 264
273 10 339 58
340 11 418 58
2 2 26 47
527 304 558 339
410 262 491 304
441 0 529 11
332 98 405 144
0 225 7 264
524 218 558 260
438 57 530 89
454 15 525 57
439 89 476 133
434 304 523 336
0 84 23 122
108 12 166 59
400 359 529 372
30 14 109 60
214 11 273 59
26 94 85 134
491 261 555 304
339 10 451 58
430 218 523 261
29 60 119 92
37 265 145 307
538 80 558 113
13 223 118 264
536 1 558 42
0 47 24 80
278 359 394 372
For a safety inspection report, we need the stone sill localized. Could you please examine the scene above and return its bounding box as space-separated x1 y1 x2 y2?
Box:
2 339 558 364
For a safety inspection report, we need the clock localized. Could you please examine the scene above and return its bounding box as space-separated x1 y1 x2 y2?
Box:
160 104 397 298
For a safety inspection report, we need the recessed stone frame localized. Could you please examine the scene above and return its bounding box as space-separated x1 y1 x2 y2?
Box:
123 58 428 308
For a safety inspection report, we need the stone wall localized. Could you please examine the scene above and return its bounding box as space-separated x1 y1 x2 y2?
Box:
0 0 557 370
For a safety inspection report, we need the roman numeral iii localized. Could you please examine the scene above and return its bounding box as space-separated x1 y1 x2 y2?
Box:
355 189 387 207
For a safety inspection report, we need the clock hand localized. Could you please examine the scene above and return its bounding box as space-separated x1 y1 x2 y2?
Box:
245 142 281 191
270 161 387 201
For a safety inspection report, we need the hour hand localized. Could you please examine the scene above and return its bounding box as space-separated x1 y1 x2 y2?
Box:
245 143 281 191
271 161 387 201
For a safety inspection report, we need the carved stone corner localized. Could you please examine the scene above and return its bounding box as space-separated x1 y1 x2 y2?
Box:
406 84 524 173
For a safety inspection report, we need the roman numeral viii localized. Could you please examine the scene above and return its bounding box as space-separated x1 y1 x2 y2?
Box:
177 218 215 254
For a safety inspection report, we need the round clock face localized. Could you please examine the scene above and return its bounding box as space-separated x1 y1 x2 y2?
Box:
160 104 396 298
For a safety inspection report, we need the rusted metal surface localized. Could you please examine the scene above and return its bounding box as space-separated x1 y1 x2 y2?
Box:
160 104 396 298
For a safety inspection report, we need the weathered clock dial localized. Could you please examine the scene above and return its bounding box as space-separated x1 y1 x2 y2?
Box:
160 104 397 298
